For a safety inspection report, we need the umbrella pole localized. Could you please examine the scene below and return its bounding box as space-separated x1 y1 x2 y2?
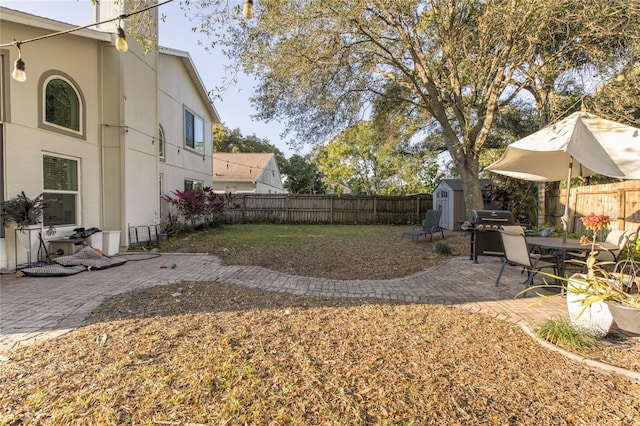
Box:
561 158 573 243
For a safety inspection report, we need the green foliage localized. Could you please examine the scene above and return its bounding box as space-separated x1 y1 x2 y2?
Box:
533 317 600 351
1 191 47 229
313 121 441 195
163 187 238 228
485 177 539 225
281 154 326 194
432 241 454 255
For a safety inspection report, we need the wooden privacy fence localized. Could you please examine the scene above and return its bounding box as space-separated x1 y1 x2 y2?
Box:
545 180 640 234
224 193 433 225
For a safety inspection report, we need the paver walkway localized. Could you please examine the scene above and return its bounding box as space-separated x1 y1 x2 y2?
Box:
0 252 568 352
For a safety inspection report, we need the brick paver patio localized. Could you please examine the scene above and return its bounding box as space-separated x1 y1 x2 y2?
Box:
0 252 568 352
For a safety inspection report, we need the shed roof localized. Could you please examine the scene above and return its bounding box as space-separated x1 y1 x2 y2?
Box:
437 178 495 191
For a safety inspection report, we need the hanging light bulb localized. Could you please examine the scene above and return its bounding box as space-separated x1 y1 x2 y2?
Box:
243 0 254 19
116 26 128 52
12 43 26 82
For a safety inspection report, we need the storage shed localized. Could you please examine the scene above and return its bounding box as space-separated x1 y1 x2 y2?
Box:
433 179 499 230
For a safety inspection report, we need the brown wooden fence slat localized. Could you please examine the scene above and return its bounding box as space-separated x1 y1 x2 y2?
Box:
224 193 433 225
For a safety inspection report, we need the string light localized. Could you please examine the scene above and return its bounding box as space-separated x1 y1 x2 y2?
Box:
115 25 128 53
3 0 255 83
11 42 26 82
243 0 254 19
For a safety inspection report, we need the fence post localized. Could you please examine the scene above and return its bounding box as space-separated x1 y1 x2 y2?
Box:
373 195 377 224
330 195 334 225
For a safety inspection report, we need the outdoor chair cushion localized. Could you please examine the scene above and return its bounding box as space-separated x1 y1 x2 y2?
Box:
21 264 87 277
54 246 127 270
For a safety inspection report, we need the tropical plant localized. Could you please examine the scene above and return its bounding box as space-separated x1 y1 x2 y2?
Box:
1 191 47 230
163 187 239 228
568 214 640 309
522 214 640 312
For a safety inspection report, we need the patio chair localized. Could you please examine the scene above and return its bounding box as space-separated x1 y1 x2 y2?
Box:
567 229 635 265
495 228 557 287
401 209 444 242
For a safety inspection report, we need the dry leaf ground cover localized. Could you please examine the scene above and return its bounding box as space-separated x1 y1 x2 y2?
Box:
1 225 639 425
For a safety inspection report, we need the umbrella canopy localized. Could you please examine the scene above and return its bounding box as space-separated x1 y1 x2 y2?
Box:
486 111 640 240
486 111 640 181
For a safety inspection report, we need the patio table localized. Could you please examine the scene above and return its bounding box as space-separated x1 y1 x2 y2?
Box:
526 236 617 278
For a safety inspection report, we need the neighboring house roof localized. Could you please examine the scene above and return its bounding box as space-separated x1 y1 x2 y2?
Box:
437 178 495 191
213 153 277 182
158 47 220 123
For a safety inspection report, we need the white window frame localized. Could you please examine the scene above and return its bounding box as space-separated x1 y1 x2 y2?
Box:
184 179 203 191
184 108 205 154
42 153 80 228
39 72 85 139
158 124 165 161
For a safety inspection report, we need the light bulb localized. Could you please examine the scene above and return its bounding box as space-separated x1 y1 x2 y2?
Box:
12 57 26 82
116 27 128 53
243 0 254 19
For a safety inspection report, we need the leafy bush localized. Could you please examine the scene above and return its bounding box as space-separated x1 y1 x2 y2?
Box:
163 188 239 228
432 240 454 255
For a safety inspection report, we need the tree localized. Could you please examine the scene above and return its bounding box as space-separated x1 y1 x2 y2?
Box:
190 1 637 217
313 121 398 195
281 154 326 194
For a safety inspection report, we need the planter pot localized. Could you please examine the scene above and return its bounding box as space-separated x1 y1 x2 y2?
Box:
566 274 614 337
605 301 640 334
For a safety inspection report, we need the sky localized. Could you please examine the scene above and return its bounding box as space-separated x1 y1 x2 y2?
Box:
2 0 297 157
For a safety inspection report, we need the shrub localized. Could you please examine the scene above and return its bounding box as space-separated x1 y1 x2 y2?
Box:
432 240 453 255
533 316 600 351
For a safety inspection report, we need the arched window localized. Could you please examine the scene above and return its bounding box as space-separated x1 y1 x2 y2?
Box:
46 78 79 131
158 124 165 160
39 71 85 139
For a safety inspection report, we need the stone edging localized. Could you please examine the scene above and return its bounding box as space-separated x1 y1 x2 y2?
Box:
520 325 640 384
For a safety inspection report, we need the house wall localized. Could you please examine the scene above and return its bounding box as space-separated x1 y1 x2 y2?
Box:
0 19 106 268
94 1 161 241
213 180 257 194
158 53 215 210
255 156 285 194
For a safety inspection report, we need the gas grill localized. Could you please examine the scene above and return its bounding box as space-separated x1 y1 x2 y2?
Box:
462 210 517 263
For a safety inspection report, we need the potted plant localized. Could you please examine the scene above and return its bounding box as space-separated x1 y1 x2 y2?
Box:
565 214 640 335
1 191 47 230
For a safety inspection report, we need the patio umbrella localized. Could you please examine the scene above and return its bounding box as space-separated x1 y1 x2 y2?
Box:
486 111 640 240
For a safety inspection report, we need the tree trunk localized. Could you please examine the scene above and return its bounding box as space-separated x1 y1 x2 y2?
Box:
457 162 484 220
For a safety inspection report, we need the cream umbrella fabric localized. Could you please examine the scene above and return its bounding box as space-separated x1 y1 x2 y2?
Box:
486 111 640 239
486 111 640 181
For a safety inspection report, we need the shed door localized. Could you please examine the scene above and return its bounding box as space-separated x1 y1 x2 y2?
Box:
435 189 451 229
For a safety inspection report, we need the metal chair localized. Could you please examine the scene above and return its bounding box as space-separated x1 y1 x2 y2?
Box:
495 228 557 287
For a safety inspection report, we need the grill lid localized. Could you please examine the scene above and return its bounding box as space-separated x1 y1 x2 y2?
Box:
471 210 515 225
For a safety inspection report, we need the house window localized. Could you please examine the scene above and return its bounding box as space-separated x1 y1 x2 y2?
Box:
184 108 204 154
45 78 80 131
43 154 78 227
39 71 85 139
158 124 165 160
184 179 203 191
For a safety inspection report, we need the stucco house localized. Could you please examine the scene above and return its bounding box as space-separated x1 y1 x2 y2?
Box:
212 153 284 194
0 2 219 270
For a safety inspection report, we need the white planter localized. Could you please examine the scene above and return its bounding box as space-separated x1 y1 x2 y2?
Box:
102 231 121 256
566 273 614 337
